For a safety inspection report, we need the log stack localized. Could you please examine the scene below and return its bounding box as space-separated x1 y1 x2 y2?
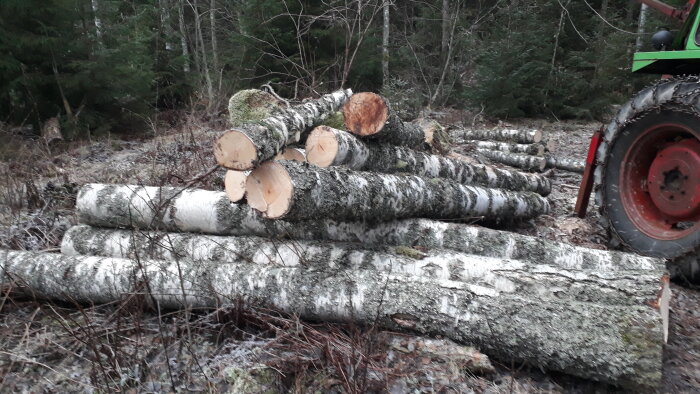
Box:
450 127 585 173
0 91 672 390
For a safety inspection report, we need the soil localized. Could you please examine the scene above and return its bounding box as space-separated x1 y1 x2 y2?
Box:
0 115 697 393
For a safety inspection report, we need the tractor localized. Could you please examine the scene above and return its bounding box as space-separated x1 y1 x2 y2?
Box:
575 0 700 280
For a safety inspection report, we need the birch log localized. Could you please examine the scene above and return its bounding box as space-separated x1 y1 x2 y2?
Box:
1 249 668 389
75 184 662 273
225 148 307 203
214 89 352 170
466 140 544 156
476 149 547 172
342 92 432 147
545 156 585 173
451 128 543 144
61 225 670 304
228 89 284 127
246 161 550 221
306 126 551 195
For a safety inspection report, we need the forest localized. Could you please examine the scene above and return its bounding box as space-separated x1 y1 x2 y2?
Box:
0 0 685 138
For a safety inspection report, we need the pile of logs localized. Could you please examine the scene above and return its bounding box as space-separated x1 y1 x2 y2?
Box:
0 90 669 390
451 127 585 173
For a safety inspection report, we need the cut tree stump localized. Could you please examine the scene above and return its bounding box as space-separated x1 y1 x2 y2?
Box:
545 155 585 173
214 89 352 170
306 126 551 195
246 161 550 222
1 249 669 389
61 224 669 303
476 148 547 172
225 148 307 203
75 184 663 273
466 140 545 156
342 92 432 148
451 128 543 144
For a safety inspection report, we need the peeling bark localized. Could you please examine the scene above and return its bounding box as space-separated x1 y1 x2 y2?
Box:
451 128 543 144
545 156 585 173
342 92 431 147
306 126 551 195
466 140 544 156
476 149 547 172
1 249 668 389
246 161 550 222
214 89 353 170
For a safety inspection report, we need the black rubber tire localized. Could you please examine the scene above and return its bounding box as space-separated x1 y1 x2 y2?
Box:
601 110 700 258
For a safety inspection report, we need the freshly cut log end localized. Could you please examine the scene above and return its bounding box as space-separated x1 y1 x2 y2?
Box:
531 129 543 143
342 92 389 136
246 161 292 219
275 147 306 162
214 130 257 170
224 170 249 202
415 118 441 145
306 126 338 167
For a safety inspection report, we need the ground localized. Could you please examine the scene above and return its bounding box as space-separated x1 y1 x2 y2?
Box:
0 113 697 393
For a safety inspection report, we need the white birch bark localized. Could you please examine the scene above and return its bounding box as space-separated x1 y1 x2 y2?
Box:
178 0 191 72
466 140 544 156
214 89 353 170
247 161 550 221
382 1 390 84
545 156 585 173
476 149 547 172
1 249 668 389
306 126 551 195
451 128 543 144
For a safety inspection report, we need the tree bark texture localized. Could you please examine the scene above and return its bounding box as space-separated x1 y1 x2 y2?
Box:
545 156 585 173
342 92 431 148
466 140 544 156
75 184 662 274
1 249 668 389
246 161 550 222
214 89 353 170
227 89 284 127
61 224 669 304
476 148 547 172
451 128 543 144
382 1 390 84
306 126 551 195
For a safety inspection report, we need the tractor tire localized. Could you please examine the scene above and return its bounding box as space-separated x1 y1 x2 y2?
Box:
595 77 700 280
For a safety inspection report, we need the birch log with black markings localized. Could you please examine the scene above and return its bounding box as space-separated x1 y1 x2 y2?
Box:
214 89 352 170
1 249 668 389
451 128 543 144
476 148 547 172
61 225 669 305
545 155 585 173
342 92 432 147
225 148 307 203
306 126 551 195
246 161 550 221
75 184 662 274
466 140 545 156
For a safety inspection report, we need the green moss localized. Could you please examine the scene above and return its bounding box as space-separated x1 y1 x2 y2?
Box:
394 246 427 259
228 89 284 127
319 111 345 129
395 160 408 169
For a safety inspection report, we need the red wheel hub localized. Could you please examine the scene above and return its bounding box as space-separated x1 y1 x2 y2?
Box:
647 139 700 219
620 123 700 241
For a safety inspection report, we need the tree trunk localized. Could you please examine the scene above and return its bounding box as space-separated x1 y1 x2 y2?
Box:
178 0 190 72
306 126 551 195
476 149 547 172
75 184 664 271
636 4 649 50
91 0 103 40
214 89 353 170
466 140 544 156
227 89 285 127
382 1 390 85
246 161 550 221
1 249 669 389
209 0 218 81
545 156 585 173
441 0 449 59
62 225 667 304
342 92 431 148
160 0 175 51
451 128 543 144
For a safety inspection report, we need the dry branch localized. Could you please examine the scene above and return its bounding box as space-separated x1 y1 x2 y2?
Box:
305 126 551 195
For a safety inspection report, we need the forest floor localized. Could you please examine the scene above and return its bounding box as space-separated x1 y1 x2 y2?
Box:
0 112 698 393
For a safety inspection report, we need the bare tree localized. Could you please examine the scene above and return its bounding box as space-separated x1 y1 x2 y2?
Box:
179 0 191 72
382 0 390 84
